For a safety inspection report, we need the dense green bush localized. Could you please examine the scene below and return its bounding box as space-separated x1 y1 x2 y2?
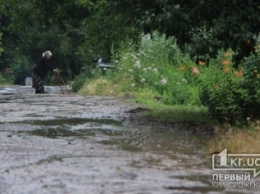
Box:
240 53 260 119
198 49 260 123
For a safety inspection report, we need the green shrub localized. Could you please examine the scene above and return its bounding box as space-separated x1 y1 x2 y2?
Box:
198 49 260 123
240 53 260 119
0 73 6 85
10 56 33 85
113 32 199 105
72 65 102 92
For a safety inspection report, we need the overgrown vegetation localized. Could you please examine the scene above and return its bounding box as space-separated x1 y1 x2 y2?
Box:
76 32 260 153
77 32 260 124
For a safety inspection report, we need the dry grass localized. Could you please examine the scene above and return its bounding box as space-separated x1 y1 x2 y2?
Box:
78 78 121 96
207 122 260 154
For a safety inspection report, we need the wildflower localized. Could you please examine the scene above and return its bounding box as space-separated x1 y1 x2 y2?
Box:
147 66 152 71
191 67 199 75
153 68 158 72
134 60 141 68
181 78 188 83
143 68 147 72
141 78 145 83
131 83 136 87
160 78 167 85
132 54 137 59
180 66 187 70
223 68 230 73
235 70 243 77
224 51 232 57
221 60 230 65
198 61 205 66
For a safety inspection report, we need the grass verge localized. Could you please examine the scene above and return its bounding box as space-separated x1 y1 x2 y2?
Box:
207 123 260 154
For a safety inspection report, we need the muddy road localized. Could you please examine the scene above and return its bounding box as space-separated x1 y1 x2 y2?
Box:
0 86 258 194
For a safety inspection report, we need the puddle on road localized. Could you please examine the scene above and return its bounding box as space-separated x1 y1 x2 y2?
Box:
14 117 208 163
15 118 124 139
14 117 205 155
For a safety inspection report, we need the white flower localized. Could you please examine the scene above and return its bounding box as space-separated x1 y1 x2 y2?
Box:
147 66 152 71
131 83 136 87
181 78 188 83
160 78 167 85
134 61 141 68
141 78 145 83
153 68 158 72
132 54 137 59
143 68 147 72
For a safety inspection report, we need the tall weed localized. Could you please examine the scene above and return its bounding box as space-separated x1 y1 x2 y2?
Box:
113 32 200 105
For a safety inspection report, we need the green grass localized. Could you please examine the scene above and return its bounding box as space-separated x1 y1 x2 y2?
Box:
0 74 12 86
136 98 214 124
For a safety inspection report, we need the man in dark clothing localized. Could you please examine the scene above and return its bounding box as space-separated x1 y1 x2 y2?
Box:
32 51 57 93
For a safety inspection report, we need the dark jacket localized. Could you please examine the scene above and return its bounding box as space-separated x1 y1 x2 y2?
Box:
33 57 53 78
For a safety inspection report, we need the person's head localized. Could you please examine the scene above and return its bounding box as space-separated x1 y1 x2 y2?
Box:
42 51 53 60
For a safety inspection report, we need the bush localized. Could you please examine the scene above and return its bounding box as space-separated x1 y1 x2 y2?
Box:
198 49 260 123
72 65 102 92
240 54 260 119
10 56 33 85
113 32 200 105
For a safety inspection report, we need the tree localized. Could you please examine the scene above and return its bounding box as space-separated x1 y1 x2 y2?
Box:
1 0 92 79
1 0 260 81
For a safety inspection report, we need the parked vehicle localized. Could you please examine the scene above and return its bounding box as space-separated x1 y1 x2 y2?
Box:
96 58 116 75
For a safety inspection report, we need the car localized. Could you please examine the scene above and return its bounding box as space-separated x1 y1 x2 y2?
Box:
96 58 116 74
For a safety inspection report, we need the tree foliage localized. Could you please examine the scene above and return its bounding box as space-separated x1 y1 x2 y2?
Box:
0 0 260 81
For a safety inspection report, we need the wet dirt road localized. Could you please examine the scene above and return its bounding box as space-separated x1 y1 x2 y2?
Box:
0 86 258 194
